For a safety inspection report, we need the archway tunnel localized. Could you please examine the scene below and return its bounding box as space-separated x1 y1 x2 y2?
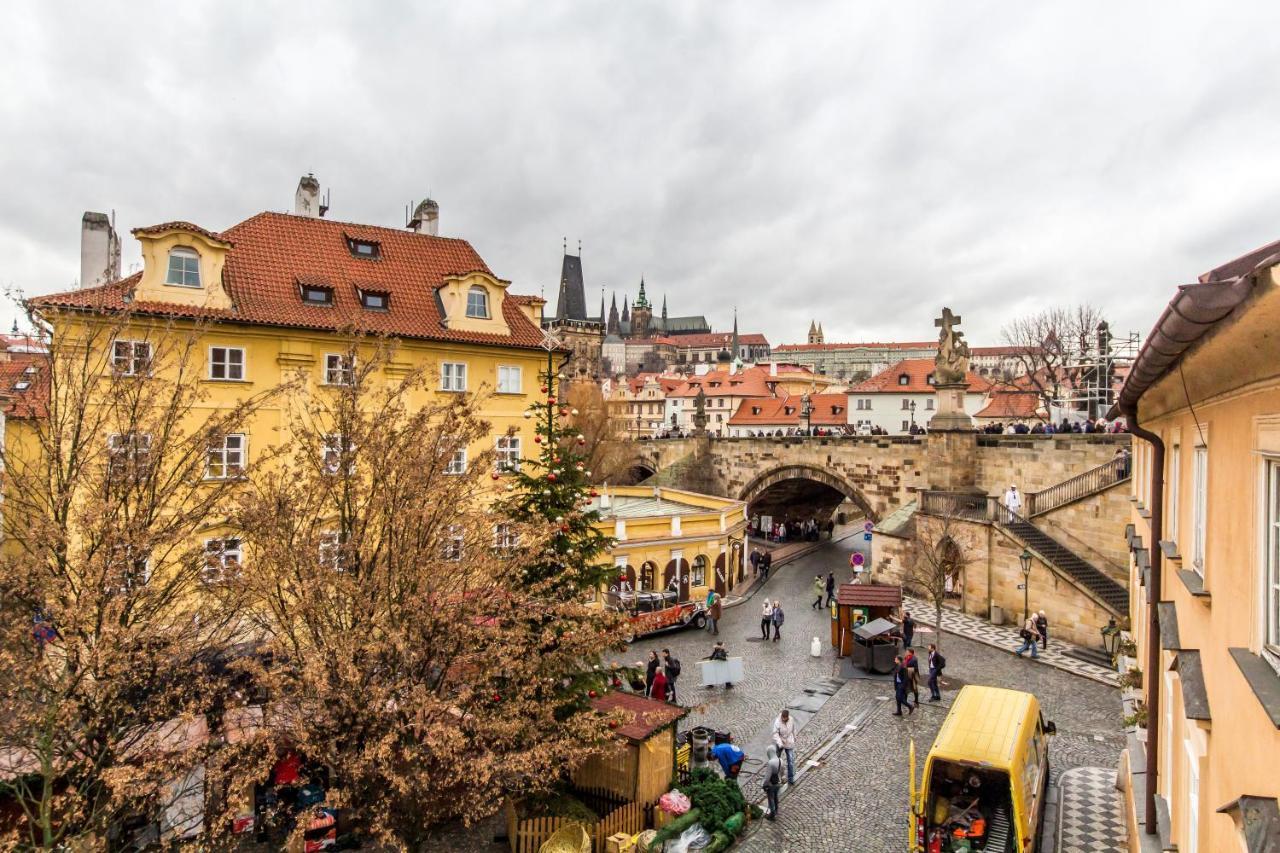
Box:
615 462 657 485
747 477 849 526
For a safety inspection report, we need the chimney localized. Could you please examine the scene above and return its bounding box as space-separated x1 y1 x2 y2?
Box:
770 361 778 377
294 173 325 217
79 211 121 289
407 198 439 236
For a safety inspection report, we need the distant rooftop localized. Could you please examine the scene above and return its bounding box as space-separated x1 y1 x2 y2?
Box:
590 493 706 519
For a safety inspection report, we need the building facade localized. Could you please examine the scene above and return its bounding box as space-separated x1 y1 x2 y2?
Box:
847 359 990 434
1118 240 1280 853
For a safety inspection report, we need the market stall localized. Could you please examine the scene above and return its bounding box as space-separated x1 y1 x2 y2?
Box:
831 583 903 657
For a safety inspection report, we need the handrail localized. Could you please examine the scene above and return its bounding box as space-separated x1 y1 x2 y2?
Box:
1027 454 1130 517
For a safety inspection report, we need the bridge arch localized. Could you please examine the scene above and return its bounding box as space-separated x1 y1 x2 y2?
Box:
739 464 876 522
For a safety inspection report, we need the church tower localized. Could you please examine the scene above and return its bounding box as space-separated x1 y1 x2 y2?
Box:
631 278 653 339
808 320 824 345
607 293 621 336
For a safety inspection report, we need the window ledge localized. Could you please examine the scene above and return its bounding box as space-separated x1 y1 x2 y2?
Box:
1228 648 1280 729
200 378 253 385
1176 569 1210 599
1158 540 1182 561
1138 507 1152 520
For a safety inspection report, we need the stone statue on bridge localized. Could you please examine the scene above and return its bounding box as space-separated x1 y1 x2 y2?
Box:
934 307 971 386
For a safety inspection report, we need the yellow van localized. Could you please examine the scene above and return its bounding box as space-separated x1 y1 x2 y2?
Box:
910 686 1056 853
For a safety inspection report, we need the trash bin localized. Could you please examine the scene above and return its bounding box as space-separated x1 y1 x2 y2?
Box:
990 603 1004 626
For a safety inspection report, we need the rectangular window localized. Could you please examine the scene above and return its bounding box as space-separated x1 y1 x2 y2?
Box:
206 433 246 479
1265 460 1280 666
1184 742 1200 853
494 523 519 553
497 365 522 394
348 239 379 259
112 340 152 376
323 433 355 474
301 285 333 306
692 561 706 587
495 435 521 473
203 538 242 584
1192 445 1208 576
108 432 152 479
926 399 934 411
443 525 464 561
1168 445 1181 541
360 290 389 310
902 421 910 432
325 353 355 386
445 448 467 475
209 346 245 381
319 531 343 571
441 362 467 392
165 250 201 287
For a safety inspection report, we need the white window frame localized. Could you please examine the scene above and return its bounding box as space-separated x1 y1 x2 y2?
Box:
1263 458 1280 672
324 353 355 386
691 556 707 587
1162 672 1175 799
165 247 201 287
445 448 467 475
323 433 355 475
319 531 343 571
202 538 242 584
901 399 911 410
108 432 152 477
206 433 246 480
1168 444 1180 542
497 365 523 395
208 346 245 381
465 286 490 319
112 339 152 377
493 522 519 553
1184 740 1200 853
443 525 464 561
1192 444 1208 577
441 361 467 392
495 435 521 473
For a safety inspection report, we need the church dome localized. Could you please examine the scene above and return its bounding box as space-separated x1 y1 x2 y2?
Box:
716 347 732 363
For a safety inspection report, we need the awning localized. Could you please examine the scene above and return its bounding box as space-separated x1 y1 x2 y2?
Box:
853 617 897 640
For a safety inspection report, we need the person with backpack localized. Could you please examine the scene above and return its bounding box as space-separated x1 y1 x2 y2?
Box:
771 601 785 642
762 745 782 820
1015 615 1041 659
662 648 681 703
927 643 946 701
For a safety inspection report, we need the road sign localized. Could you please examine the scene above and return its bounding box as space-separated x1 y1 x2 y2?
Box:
1017 583 1026 590
863 533 872 542
863 521 874 532
851 552 864 567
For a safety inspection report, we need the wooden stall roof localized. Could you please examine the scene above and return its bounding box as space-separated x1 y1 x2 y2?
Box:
835 583 903 608
592 692 687 742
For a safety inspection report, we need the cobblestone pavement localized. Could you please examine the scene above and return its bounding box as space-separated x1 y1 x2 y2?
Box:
1056 766 1127 852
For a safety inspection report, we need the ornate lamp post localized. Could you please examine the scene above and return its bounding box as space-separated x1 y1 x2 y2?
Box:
801 393 813 436
909 399 917 431
1019 548 1033 623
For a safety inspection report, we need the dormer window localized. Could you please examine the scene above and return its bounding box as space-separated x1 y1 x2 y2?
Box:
360 290 389 311
13 381 29 391
301 284 333 306
347 238 380 259
751 406 762 415
165 248 201 287
898 374 910 386
926 373 936 385
465 286 489 319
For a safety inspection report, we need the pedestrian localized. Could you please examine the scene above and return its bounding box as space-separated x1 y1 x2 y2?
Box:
707 640 733 688
711 734 745 779
927 643 946 701
811 575 825 610
1015 614 1041 658
762 745 782 820
1116 447 1131 478
707 591 722 635
762 549 772 580
903 647 921 706
760 599 774 640
892 655 915 716
825 519 835 539
1003 484 1022 517
750 547 761 577
662 648 681 702
644 650 659 698
901 610 915 649
1036 609 1049 649
825 571 836 608
771 600 785 642
651 664 669 703
772 710 797 785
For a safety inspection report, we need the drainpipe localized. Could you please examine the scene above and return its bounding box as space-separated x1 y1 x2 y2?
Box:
1122 400 1163 836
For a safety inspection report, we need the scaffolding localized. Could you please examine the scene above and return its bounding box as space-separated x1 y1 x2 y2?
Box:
1051 322 1141 422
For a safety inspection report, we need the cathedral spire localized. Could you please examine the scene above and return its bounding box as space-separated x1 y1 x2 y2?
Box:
607 293 620 335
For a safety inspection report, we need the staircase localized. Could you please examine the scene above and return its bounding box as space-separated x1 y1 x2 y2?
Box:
1027 454 1130 517
997 505 1130 614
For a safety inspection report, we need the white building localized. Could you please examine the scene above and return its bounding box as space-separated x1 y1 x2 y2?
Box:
847 359 991 434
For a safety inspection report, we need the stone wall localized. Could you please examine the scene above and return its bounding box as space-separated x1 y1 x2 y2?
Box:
1035 481 1132 581
975 434 1131 495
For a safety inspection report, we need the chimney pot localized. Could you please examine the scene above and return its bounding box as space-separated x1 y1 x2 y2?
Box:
79 211 121 289
294 173 322 217
407 198 440 236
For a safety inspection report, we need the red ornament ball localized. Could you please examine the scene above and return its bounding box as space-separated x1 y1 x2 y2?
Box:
588 689 598 698
491 472 500 480
534 435 543 444
492 693 501 702
560 524 570 532
547 473 558 481
553 456 562 463
548 396 557 404
590 489 599 497
540 385 548 393
608 721 618 729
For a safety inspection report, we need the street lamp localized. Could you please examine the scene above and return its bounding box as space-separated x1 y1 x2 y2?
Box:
1019 548 1033 623
801 393 813 436
909 400 917 432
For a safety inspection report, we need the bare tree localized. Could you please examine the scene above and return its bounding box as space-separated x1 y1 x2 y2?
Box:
564 381 631 485
998 304 1108 421
0 307 281 848
903 513 969 652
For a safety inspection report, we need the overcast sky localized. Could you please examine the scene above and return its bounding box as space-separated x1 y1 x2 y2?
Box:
3 2 1280 347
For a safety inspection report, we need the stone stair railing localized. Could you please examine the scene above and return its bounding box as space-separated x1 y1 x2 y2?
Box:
1026 454 1130 517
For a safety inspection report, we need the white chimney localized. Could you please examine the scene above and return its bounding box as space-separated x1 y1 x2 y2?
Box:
294 173 324 217
79 211 121 289
407 198 439 236
770 361 778 377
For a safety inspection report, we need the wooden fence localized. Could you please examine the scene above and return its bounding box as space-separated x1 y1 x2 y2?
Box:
506 799 650 853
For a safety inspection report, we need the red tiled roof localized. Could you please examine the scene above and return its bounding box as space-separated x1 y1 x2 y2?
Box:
728 393 848 426
851 359 991 394
835 583 903 608
975 391 1041 419
591 691 686 741
667 367 775 399
625 373 683 394
774 341 935 353
32 212 550 351
0 355 48 418
662 332 770 348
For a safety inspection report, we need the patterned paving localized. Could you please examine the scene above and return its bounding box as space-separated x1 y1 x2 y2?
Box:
1057 766 1127 853
903 596 1119 687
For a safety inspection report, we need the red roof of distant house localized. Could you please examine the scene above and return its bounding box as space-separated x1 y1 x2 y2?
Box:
774 341 935 353
626 373 684 394
591 691 687 741
30 212 550 351
835 583 903 608
728 393 848 426
852 359 991 394
668 367 775 399
975 391 1041 419
0 354 49 418
662 332 770 348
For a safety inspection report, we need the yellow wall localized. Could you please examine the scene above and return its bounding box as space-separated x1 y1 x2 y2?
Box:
1126 268 1280 852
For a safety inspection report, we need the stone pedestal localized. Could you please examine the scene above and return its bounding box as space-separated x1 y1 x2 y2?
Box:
928 384 974 432
925 430 979 492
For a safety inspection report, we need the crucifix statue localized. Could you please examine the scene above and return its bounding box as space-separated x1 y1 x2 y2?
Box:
933 307 971 386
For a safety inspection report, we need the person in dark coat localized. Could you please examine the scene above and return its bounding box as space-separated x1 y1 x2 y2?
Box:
771 602 785 642
903 648 922 706
901 611 915 649
662 648 681 703
1036 610 1049 649
644 650 659 698
927 643 946 701
825 572 836 608
892 656 915 716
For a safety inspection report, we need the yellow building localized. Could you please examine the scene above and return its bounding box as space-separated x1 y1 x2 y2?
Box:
591 486 748 601
1118 239 1280 851
25 210 558 569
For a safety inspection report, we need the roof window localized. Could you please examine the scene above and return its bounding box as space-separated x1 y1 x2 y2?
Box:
347 238 380 259
165 247 201 287
13 381 29 391
898 374 910 386
926 373 936 385
301 284 334 306
360 290 389 311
